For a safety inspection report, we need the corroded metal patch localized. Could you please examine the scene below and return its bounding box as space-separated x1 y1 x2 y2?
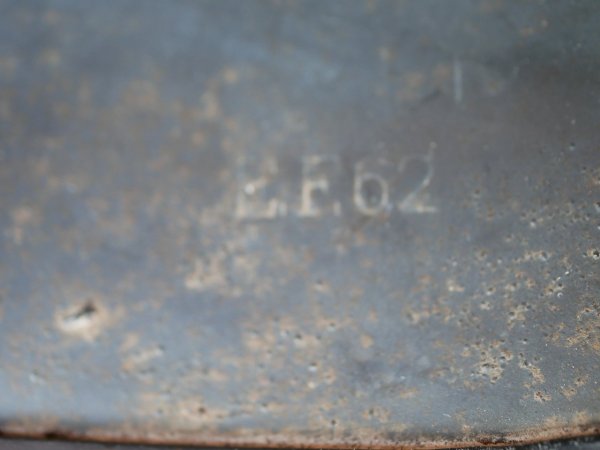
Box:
0 0 599 448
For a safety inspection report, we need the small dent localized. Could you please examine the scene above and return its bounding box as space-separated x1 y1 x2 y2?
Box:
55 299 109 341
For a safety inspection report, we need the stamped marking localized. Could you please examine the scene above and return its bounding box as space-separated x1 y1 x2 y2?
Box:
353 158 392 216
236 151 437 219
300 155 342 217
235 158 284 219
397 150 437 213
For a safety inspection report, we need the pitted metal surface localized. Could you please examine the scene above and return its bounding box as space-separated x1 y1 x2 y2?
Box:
0 0 600 448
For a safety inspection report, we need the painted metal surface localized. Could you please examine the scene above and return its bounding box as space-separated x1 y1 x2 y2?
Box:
1 0 600 448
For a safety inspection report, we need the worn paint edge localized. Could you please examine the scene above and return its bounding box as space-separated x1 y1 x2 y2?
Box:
0 423 599 449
